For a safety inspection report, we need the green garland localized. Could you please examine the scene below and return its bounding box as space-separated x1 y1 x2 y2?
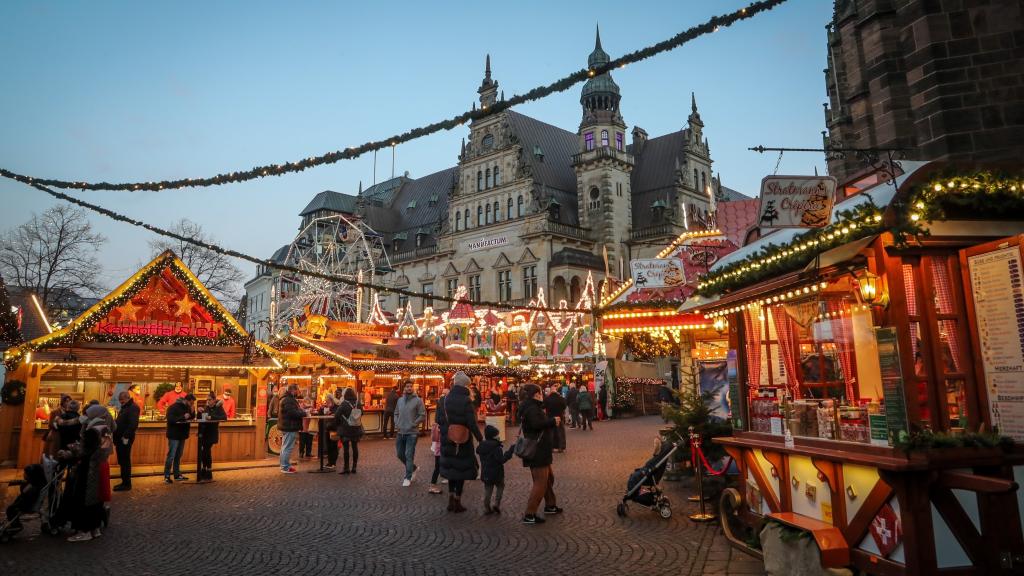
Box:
0 276 22 346
597 300 682 316
623 332 679 361
1 380 26 405
908 170 1024 224
894 429 1014 453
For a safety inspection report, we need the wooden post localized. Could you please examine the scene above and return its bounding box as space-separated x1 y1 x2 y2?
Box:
16 363 41 468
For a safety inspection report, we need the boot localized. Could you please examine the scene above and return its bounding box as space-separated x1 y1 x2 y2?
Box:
452 496 467 513
447 495 457 512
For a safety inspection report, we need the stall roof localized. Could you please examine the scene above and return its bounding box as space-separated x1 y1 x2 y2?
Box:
290 333 473 365
709 161 930 273
30 345 279 370
803 235 877 272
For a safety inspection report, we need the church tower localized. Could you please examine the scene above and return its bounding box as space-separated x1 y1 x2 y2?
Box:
572 25 633 277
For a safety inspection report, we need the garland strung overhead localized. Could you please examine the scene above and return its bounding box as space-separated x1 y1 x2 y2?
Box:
907 171 1024 224
0 276 23 346
27 182 574 313
0 0 788 193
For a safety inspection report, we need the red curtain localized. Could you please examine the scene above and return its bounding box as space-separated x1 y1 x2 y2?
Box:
826 300 857 401
743 308 762 394
772 306 802 400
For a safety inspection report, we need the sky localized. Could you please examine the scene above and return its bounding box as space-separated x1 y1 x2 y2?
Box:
0 0 834 291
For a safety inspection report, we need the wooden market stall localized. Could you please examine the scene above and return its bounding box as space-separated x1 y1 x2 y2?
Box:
694 162 1024 574
2 251 282 469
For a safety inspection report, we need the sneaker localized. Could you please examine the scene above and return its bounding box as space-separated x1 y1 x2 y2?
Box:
324 465 336 471
428 485 443 494
91 528 102 538
67 532 93 542
543 506 564 515
113 484 131 492
173 475 189 481
281 467 297 474
402 478 412 487
522 514 546 525
164 477 173 484
441 478 448 484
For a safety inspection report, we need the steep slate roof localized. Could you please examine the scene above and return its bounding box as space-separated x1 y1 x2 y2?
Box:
375 167 458 247
720 185 751 201
300 190 358 216
362 175 410 206
629 131 688 227
506 111 578 194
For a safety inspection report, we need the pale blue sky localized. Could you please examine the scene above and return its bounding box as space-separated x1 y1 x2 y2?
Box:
0 0 833 286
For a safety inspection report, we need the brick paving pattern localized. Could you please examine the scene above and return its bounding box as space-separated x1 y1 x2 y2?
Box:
1 416 763 576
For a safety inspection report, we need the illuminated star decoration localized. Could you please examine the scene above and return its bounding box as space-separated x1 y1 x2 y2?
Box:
144 278 178 318
174 294 198 321
117 300 143 321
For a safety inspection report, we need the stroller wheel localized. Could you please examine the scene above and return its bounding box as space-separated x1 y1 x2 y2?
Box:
616 503 627 517
659 505 673 519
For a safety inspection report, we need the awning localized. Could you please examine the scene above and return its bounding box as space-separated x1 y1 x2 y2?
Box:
803 235 876 272
614 360 660 379
31 347 280 370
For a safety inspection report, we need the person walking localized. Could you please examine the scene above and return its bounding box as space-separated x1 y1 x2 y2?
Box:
113 391 140 491
518 383 562 525
436 372 482 513
566 384 579 429
197 391 227 482
598 384 609 421
543 386 568 452
476 424 514 515
383 386 400 439
163 394 196 484
278 384 306 474
335 387 364 474
576 383 595 431
394 380 426 487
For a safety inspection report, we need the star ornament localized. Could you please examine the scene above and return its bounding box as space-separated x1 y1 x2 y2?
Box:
174 294 198 320
117 300 143 321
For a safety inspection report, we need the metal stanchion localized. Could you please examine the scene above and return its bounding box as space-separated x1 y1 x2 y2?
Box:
688 427 717 523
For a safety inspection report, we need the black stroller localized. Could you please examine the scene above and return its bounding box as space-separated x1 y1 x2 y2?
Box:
617 436 682 519
1 459 69 542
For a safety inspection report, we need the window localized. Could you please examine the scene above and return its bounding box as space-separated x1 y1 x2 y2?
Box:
477 171 482 191
517 195 524 217
508 197 514 220
702 172 707 194
497 270 512 301
416 233 424 247
481 134 494 150
485 204 491 224
693 169 699 190
589 187 601 210
616 182 623 197
464 208 470 229
446 278 458 302
455 211 462 231
523 266 537 299
615 132 624 151
398 294 408 310
477 205 483 226
494 165 500 186
601 130 609 147
493 200 500 221
585 132 595 151
486 168 492 189
469 275 481 302
422 283 433 309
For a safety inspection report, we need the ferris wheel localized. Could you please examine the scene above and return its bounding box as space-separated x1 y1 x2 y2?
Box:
273 214 391 329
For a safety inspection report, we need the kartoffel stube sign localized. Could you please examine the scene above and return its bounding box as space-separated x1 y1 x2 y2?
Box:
758 175 837 230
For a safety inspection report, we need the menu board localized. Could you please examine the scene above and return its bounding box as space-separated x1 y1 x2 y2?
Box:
875 327 909 444
727 350 742 429
967 243 1024 441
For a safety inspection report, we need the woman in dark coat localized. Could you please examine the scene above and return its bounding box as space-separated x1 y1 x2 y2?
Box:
436 372 482 513
519 383 562 524
334 387 364 474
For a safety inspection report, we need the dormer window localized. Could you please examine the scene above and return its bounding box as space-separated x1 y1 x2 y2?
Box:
406 200 417 211
481 133 494 150
549 199 561 221
585 132 594 151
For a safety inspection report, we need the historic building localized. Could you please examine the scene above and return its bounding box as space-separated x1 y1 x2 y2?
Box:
823 0 1024 183
246 29 749 324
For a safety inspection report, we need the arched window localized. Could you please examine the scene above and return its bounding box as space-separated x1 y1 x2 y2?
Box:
517 195 524 217
701 172 707 194
477 171 483 191
455 211 462 231
494 165 500 186
486 168 492 189
493 200 500 221
589 187 601 210
508 197 514 219
601 130 609 147
464 208 470 228
693 169 699 190
485 203 491 224
477 205 483 226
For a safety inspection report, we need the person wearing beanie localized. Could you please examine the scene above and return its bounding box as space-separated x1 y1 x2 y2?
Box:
476 424 514 515
436 371 482 513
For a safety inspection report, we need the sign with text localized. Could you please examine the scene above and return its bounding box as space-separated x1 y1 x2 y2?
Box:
965 238 1024 441
758 175 836 229
629 258 685 289
465 236 509 252
875 327 909 445
92 320 223 339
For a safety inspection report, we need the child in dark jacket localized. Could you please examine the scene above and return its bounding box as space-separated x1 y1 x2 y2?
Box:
475 425 514 515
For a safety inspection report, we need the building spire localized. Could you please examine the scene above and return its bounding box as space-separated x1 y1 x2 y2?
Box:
691 92 697 114
595 23 603 51
478 53 498 108
484 53 491 82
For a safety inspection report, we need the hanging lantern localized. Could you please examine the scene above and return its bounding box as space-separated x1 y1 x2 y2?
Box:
854 270 888 308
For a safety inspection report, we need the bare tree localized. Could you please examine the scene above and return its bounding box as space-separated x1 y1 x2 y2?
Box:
0 206 107 312
149 219 244 309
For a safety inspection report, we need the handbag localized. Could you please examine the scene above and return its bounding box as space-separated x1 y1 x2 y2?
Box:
443 397 470 446
514 428 540 460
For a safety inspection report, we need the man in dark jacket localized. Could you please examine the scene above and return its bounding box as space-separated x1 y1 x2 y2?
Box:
383 386 400 439
566 385 579 428
543 386 568 452
113 391 140 491
598 384 609 420
197 392 227 482
278 384 306 474
436 372 482 513
164 394 195 484
520 383 562 524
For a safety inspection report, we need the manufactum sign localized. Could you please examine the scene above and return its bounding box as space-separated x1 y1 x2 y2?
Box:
630 258 686 288
465 236 509 251
758 175 837 229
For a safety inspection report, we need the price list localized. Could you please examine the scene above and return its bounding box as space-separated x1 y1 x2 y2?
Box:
968 245 1024 440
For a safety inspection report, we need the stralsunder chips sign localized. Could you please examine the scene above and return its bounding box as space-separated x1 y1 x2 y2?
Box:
629 258 685 288
758 175 837 229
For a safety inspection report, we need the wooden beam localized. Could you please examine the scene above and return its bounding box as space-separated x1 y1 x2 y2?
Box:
16 370 41 469
937 470 1018 494
930 485 984 566
812 457 847 528
745 450 781 513
843 478 894 545
761 450 789 511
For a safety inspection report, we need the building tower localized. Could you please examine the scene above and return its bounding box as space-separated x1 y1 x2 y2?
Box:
679 93 715 226
572 25 634 277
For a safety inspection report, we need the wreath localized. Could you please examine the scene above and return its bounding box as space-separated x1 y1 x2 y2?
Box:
1 380 26 405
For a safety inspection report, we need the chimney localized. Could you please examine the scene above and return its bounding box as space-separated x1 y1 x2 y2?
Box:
631 126 648 156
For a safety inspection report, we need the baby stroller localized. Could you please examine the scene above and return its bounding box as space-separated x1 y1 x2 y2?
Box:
616 436 682 519
1 464 52 542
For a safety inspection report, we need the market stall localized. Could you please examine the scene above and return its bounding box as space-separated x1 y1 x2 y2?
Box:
2 251 282 468
696 162 1024 574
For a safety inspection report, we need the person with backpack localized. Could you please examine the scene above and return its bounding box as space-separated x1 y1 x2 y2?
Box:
476 424 514 515
436 372 482 513
518 383 562 525
334 387 364 474
576 383 595 431
277 384 306 474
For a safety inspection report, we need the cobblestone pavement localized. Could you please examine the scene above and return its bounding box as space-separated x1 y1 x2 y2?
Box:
1 416 764 576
